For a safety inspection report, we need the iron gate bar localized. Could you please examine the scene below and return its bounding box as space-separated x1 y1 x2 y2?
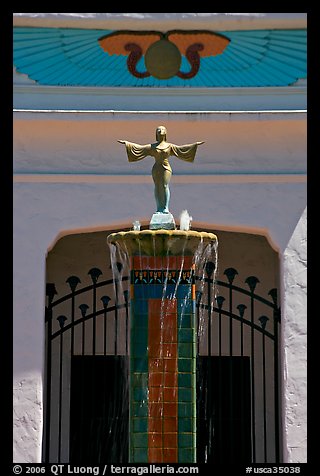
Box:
196 304 275 341
228 281 234 461
248 280 258 463
261 320 267 462
50 304 127 341
46 277 129 312
197 277 277 309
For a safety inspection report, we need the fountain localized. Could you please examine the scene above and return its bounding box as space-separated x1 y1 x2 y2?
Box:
107 126 218 463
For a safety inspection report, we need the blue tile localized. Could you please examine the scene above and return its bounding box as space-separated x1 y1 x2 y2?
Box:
134 300 149 314
177 286 191 299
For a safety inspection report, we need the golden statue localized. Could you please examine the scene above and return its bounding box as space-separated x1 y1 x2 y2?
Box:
118 126 204 218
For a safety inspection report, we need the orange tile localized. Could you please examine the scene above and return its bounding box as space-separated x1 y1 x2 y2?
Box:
149 372 163 387
133 256 142 269
148 418 162 433
148 386 163 402
163 402 177 417
167 256 177 269
164 387 177 402
148 343 162 358
148 402 163 418
149 257 163 269
148 327 162 345
163 433 177 448
182 256 193 269
191 284 196 300
148 433 163 448
148 447 163 463
148 315 162 329
164 373 178 387
163 359 177 373
162 326 177 343
149 358 164 373
148 299 162 316
162 343 177 358
163 417 178 433
161 299 177 314
176 256 183 268
163 448 177 463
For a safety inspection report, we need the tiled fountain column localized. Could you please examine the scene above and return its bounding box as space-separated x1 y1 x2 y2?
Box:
107 230 217 464
130 255 196 463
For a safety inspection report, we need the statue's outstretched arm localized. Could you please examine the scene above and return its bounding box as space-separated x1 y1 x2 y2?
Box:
171 141 204 162
118 140 152 162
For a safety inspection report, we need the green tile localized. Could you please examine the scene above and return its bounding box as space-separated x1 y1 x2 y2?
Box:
131 372 148 388
178 373 195 387
133 387 148 402
131 358 148 372
178 448 196 463
131 328 148 344
177 314 192 328
179 329 196 343
131 343 148 358
133 300 149 315
178 418 194 432
132 402 148 417
178 358 194 373
179 387 193 402
178 403 193 417
132 433 148 448
132 448 148 463
178 343 193 358
178 433 194 448
132 314 148 328
133 418 148 433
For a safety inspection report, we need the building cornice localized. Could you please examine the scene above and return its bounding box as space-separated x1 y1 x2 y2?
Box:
12 13 307 31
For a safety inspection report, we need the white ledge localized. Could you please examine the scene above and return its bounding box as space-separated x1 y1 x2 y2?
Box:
13 13 307 31
13 109 307 122
13 84 307 96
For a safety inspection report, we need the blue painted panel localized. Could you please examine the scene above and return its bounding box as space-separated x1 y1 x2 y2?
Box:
13 27 307 87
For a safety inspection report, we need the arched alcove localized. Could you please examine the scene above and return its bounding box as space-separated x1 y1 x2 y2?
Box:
44 223 281 463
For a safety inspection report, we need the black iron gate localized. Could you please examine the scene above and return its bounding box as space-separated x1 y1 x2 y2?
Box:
44 263 281 463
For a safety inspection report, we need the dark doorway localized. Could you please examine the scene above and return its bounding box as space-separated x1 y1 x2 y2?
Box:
70 356 129 463
197 356 252 463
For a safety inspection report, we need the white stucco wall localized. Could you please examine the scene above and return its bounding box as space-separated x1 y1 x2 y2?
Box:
281 208 307 462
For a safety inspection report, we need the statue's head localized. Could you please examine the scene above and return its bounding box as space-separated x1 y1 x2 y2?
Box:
156 125 167 141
